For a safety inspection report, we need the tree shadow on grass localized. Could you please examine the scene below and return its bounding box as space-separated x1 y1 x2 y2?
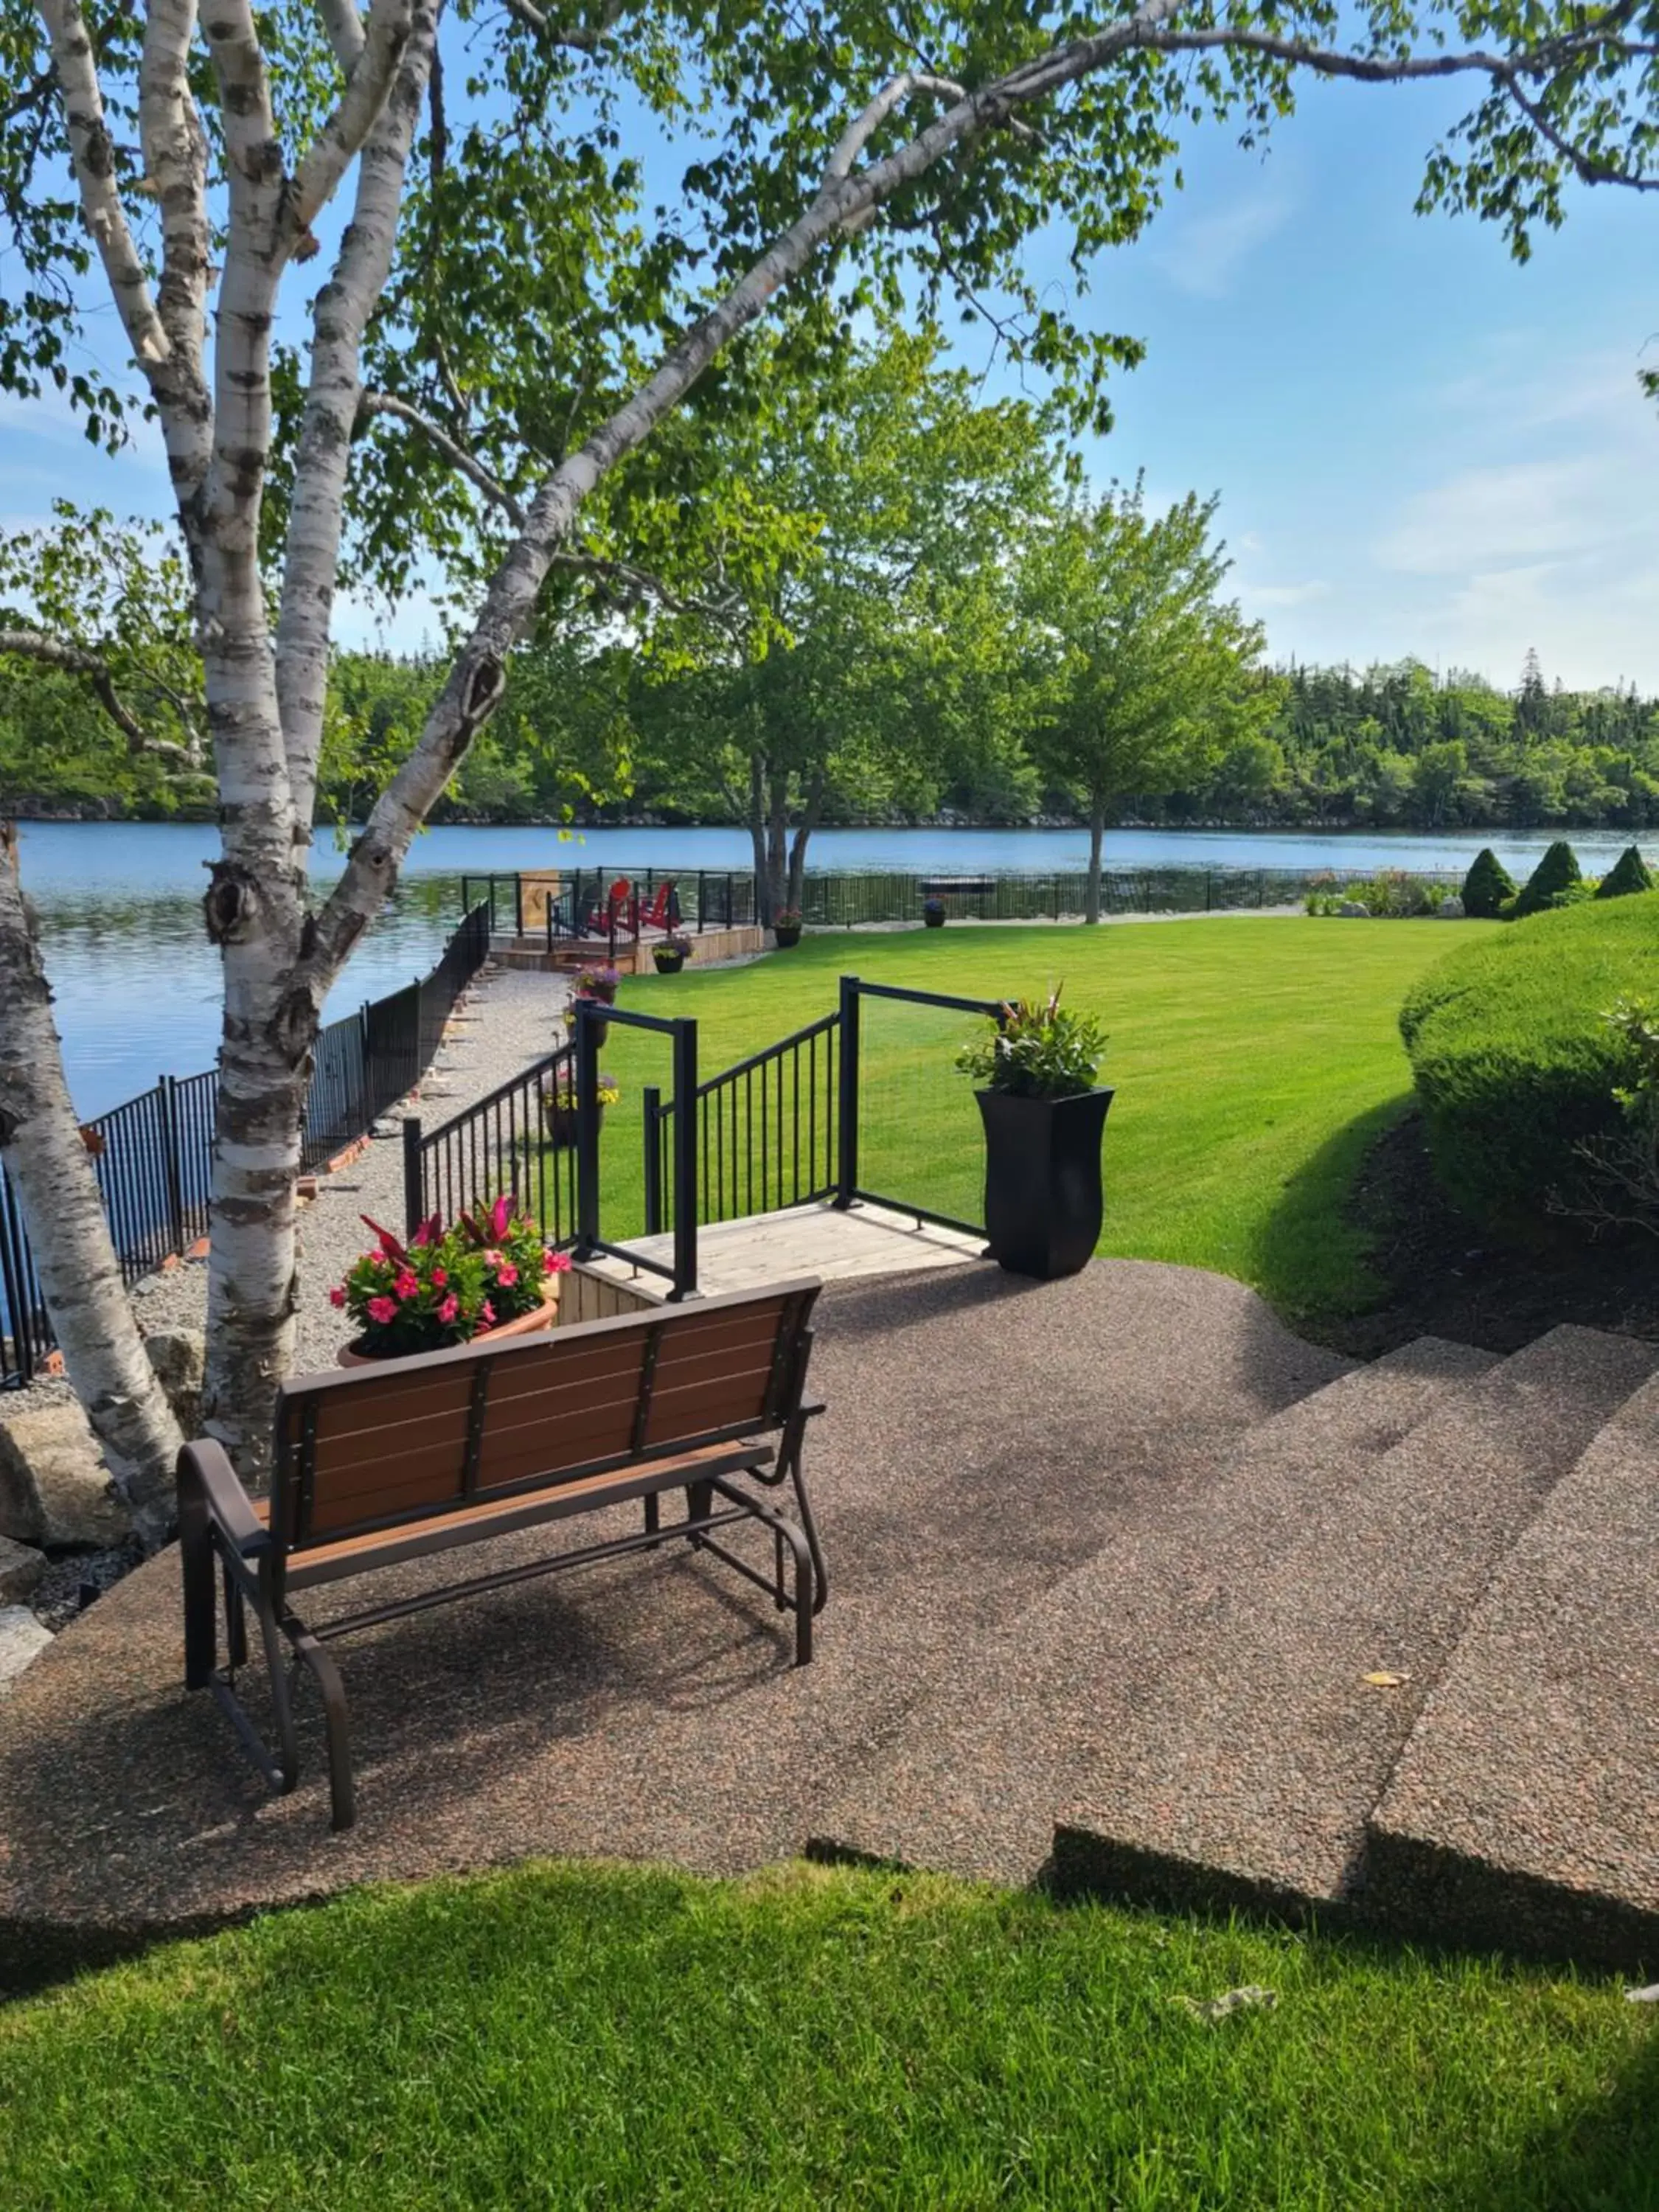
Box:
1244 1093 1414 1349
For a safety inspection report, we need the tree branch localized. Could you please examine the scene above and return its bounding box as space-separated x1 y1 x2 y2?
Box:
0 629 192 762
292 0 415 226
276 0 438 832
360 385 522 521
316 0 366 72
500 0 623 55
138 0 214 521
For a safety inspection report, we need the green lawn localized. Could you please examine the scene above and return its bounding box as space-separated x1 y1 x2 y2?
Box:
591 917 1498 1326
2 1860 1655 2211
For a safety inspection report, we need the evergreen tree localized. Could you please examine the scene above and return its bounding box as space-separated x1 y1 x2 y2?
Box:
1596 846 1656 900
1514 840 1583 917
1461 847 1517 918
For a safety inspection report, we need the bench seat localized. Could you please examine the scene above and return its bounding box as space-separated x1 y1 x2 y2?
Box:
179 1279 825 1829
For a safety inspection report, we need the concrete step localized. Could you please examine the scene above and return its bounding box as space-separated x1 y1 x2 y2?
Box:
1053 1325 1659 1918
811 1334 1498 1885
1363 1367 1659 1971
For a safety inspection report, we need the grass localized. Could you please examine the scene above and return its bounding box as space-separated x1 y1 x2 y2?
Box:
2 1860 1656 2210
589 917 1499 1326
1400 890 1659 1231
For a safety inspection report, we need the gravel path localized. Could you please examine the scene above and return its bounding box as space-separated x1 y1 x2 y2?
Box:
131 962 570 1373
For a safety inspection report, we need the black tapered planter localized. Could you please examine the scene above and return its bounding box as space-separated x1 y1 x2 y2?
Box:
976 1086 1113 1279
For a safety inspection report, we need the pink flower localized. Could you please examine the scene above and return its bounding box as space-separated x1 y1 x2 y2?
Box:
489 1193 513 1241
494 1262 519 1288
543 1250 572 1275
328 1285 347 1309
482 1248 503 1268
394 1270 419 1301
431 1266 448 1287
437 1293 459 1324
480 1300 495 1327
366 1295 397 1326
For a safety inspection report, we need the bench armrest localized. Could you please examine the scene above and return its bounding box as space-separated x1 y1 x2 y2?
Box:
178 1439 269 1556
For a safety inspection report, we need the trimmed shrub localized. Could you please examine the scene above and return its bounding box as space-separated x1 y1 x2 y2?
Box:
1399 892 1659 1232
1512 839 1582 918
1459 847 1517 919
1596 845 1655 901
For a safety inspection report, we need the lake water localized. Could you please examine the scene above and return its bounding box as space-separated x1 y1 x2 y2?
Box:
15 818 1646 1117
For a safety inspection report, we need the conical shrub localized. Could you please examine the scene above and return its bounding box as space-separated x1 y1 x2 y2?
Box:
1513 839 1582 918
1595 845 1655 900
1460 846 1517 919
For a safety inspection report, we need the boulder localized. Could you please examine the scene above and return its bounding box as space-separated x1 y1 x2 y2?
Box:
1437 895 1465 919
0 1534 45 1604
1338 901 1370 917
0 1605 52 1694
0 1399 131 1548
146 1328 205 1438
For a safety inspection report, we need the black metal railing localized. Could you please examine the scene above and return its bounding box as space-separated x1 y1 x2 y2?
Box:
836 975 1006 1239
405 999 701 1297
467 862 1467 939
646 1012 838 1234
404 1043 578 1251
0 902 491 1389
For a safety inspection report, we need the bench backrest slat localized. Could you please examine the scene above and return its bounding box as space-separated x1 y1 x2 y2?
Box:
271 1279 819 1553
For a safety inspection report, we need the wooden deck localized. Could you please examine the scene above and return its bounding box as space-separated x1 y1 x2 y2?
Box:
582 1200 986 1298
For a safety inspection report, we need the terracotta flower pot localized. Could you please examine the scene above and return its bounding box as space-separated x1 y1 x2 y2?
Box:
338 1282 562 1367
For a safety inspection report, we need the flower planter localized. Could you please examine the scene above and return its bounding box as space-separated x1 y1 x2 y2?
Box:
546 1099 605 1149
772 922 802 949
571 992 610 1047
653 947 687 973
923 907 947 928
339 1283 562 1366
975 1086 1113 1280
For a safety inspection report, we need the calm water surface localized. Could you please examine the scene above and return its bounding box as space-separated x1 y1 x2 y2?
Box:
16 819 1646 1116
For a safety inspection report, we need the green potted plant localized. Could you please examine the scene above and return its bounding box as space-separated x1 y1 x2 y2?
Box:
958 987 1112 1279
545 1070 620 1147
653 931 692 974
331 1200 571 1365
773 907 803 949
923 896 947 929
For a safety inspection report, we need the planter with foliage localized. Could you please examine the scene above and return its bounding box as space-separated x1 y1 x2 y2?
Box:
923 897 947 928
333 1201 572 1364
569 966 620 1047
545 1073 620 1148
958 989 1112 1279
653 933 692 973
773 909 803 949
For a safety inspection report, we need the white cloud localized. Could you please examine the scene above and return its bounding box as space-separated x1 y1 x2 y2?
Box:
1241 578 1331 610
1374 457 1638 577
1157 187 1296 299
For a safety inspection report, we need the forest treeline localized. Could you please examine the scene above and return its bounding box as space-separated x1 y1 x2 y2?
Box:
7 644 1656 835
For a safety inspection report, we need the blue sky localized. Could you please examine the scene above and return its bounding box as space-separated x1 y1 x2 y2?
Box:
4 55 1655 692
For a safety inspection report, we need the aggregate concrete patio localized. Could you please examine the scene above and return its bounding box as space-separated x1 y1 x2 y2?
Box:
0 1259 1341 1985
4 1257 1658 1989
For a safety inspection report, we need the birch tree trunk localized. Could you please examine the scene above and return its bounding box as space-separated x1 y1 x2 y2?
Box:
0 826 183 1544
1086 793 1106 925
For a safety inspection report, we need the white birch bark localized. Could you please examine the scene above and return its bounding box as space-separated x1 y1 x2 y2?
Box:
0 827 183 1544
276 1 438 833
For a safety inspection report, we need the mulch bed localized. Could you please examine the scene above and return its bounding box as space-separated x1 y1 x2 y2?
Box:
1314 1110 1659 1359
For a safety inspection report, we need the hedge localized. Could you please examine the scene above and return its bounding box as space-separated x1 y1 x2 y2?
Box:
1399 891 1659 1231
1596 844 1655 900
1459 846 1516 919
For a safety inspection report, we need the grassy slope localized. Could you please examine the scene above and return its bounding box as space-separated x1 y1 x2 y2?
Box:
2 1862 1655 2211
594 918 1498 1324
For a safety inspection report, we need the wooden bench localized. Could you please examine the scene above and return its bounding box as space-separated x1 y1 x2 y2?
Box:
178 1279 826 1830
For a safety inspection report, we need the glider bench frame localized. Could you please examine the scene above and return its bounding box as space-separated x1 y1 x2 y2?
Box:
178 1278 825 1829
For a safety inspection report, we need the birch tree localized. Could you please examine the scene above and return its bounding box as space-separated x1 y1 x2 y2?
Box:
1 0 1656 1527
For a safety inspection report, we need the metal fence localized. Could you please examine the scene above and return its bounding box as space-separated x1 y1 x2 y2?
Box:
465 862 1466 936
0 902 492 1390
646 1012 840 1234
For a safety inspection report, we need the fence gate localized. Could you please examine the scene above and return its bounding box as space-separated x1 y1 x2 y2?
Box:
834 976 1005 1239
